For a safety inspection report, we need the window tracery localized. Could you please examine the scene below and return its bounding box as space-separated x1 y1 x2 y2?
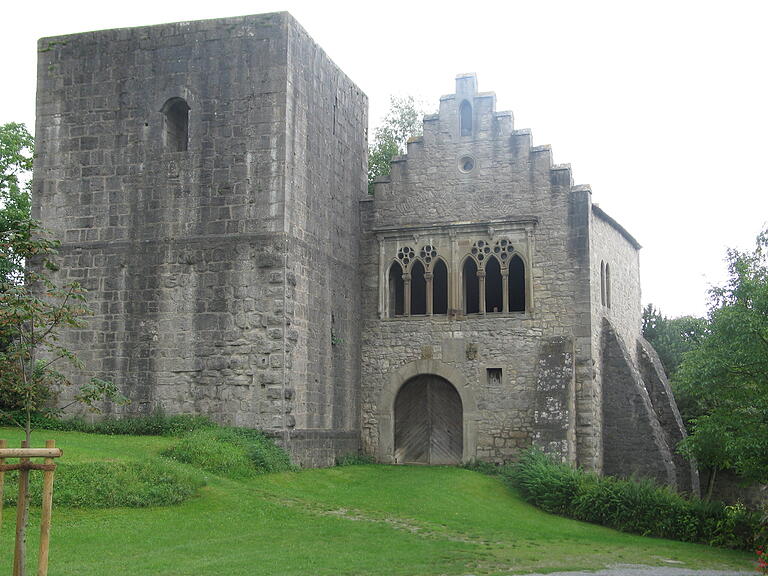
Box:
381 230 531 318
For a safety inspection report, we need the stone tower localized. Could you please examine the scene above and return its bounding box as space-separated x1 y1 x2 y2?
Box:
33 13 368 465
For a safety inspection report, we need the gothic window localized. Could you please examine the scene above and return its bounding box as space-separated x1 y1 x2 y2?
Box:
459 100 472 136
433 259 448 315
509 255 526 312
411 260 427 315
605 262 612 309
463 257 480 314
389 261 404 317
485 256 503 313
161 97 190 152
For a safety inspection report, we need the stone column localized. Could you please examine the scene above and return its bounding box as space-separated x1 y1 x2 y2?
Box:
477 269 486 315
449 230 458 316
425 272 434 315
403 273 411 316
502 268 509 313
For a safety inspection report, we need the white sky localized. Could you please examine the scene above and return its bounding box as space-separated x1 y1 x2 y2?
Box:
3 0 767 318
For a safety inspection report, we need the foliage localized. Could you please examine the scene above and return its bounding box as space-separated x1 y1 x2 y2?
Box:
5 411 217 437
506 449 585 515
2 459 204 508
367 95 424 193
335 452 375 466
0 221 128 437
675 229 768 484
0 123 33 287
163 427 293 478
641 304 707 379
506 448 760 550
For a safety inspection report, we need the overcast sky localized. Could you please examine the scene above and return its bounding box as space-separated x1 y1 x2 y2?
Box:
3 0 767 318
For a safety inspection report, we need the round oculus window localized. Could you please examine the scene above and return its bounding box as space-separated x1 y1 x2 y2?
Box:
458 155 475 173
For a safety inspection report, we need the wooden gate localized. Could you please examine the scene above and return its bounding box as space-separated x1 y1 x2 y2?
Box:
394 375 463 465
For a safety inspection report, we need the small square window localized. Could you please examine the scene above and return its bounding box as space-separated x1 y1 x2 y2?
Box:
487 368 502 386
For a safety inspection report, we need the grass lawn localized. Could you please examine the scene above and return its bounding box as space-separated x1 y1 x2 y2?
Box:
0 428 756 575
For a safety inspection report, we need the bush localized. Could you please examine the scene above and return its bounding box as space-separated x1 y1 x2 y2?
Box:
163 427 293 478
508 448 588 515
2 459 205 508
506 448 761 550
336 452 375 466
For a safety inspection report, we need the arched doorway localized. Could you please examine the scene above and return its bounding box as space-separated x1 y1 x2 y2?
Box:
394 375 463 465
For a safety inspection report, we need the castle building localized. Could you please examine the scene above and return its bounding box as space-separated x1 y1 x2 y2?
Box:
33 12 696 491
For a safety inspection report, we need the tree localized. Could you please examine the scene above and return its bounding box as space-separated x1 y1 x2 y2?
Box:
368 96 424 193
675 229 768 489
641 303 707 379
0 123 125 575
0 122 33 286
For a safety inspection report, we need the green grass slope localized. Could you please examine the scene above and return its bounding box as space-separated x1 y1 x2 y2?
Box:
0 428 755 576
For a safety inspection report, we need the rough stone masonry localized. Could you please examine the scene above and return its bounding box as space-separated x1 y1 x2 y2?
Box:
33 12 697 489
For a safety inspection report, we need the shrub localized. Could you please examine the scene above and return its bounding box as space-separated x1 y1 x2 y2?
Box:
2 459 205 508
163 427 293 478
508 448 587 515
506 448 761 550
336 453 375 466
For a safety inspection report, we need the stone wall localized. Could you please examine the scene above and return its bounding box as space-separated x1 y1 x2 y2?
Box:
590 206 643 364
279 20 367 440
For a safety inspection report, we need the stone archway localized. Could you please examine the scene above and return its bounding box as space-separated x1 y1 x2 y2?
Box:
394 375 463 465
376 359 478 464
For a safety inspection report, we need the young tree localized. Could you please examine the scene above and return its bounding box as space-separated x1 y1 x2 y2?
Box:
1 123 125 575
676 229 768 489
368 96 424 193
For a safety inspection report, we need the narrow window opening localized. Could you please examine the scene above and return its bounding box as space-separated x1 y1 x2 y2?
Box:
459 100 472 136
487 368 502 386
605 263 612 309
509 255 526 312
463 258 479 314
411 260 427 315
161 97 190 152
333 95 338 135
433 259 448 315
485 257 503 313
600 260 606 306
389 261 404 317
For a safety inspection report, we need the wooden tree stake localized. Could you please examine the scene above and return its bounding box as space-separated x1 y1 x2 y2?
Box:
13 440 29 576
37 440 56 576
